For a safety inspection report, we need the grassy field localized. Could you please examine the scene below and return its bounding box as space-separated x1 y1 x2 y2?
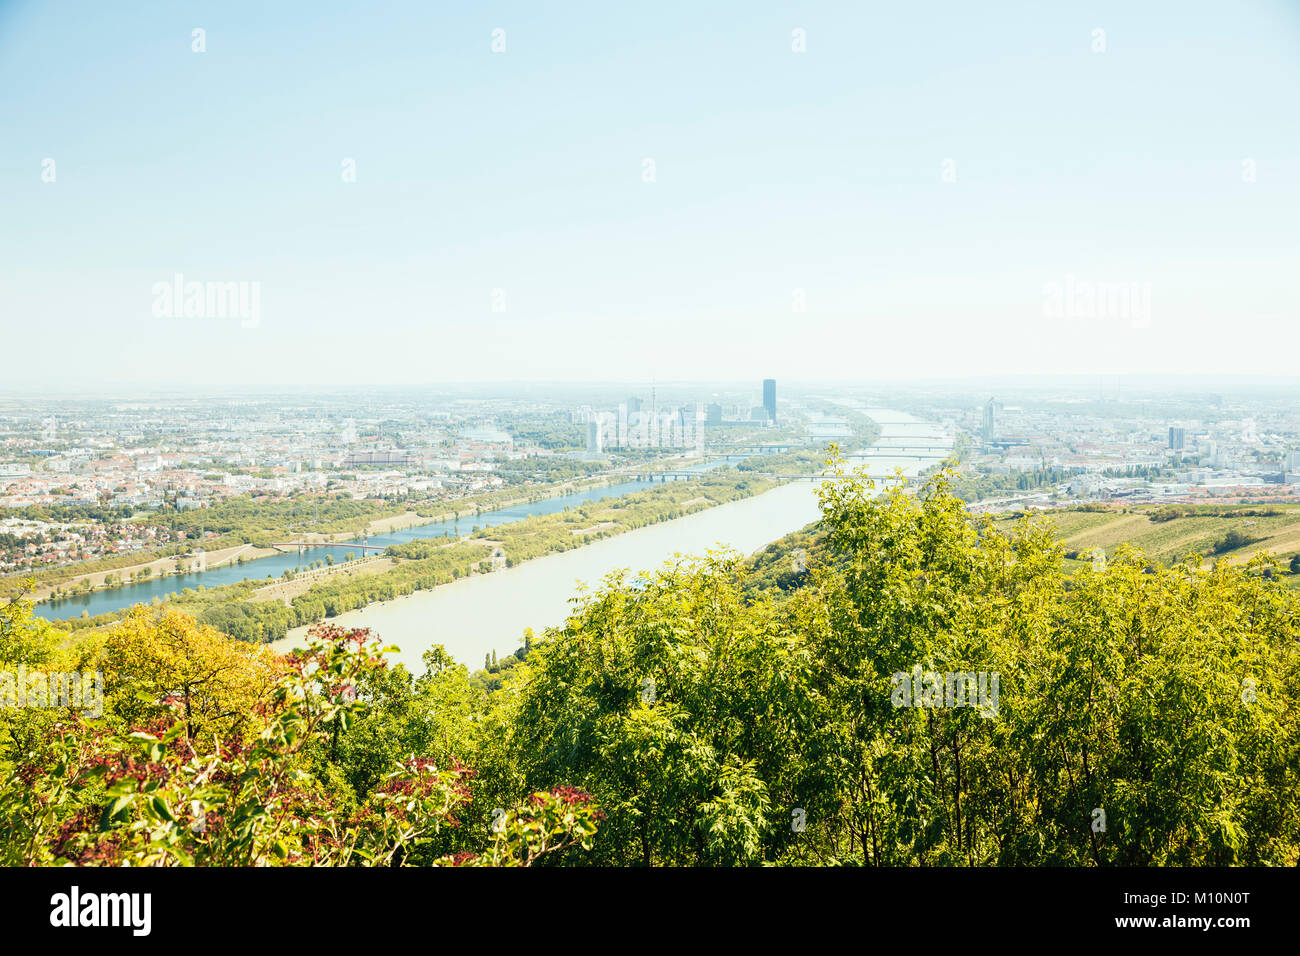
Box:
994 503 1300 571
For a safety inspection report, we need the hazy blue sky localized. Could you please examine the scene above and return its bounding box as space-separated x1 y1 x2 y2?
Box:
2 0 1297 386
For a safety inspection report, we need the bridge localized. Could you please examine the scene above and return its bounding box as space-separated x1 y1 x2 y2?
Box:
631 471 826 481
869 444 953 452
270 541 389 552
630 471 917 482
866 446 953 453
854 454 948 461
727 443 799 453
873 444 956 452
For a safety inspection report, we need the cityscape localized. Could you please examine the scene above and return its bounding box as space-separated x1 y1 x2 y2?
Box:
0 0 1296 928
1 381 795 577
6 382 1300 581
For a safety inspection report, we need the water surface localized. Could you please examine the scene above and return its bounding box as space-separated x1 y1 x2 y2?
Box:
272 409 950 672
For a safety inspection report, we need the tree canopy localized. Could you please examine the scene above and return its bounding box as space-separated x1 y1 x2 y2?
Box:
1 462 1296 866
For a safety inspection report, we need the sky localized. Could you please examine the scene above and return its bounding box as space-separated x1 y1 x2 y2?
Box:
1 0 1298 388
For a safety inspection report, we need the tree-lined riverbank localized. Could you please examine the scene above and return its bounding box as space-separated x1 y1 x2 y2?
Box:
273 409 949 671
57 473 781 642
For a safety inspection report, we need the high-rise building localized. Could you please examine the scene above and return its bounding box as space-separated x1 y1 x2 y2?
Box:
342 451 412 467
981 399 999 442
586 420 603 454
762 379 776 423
1168 427 1186 451
706 403 722 425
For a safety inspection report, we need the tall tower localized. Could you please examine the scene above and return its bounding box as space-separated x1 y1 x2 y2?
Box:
981 398 998 442
763 379 776 423
651 380 658 447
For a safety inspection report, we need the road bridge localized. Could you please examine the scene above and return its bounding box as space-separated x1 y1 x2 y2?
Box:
270 541 389 552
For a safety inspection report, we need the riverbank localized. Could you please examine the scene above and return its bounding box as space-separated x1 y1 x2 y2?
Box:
273 479 822 671
30 467 702 621
16 472 630 607
60 472 778 641
272 409 950 672
25 440 761 619
27 542 277 604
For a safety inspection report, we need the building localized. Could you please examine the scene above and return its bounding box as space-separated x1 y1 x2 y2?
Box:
1168 427 1186 451
586 420 603 454
763 379 776 423
981 399 1000 442
1284 451 1300 482
706 403 722 425
342 451 411 468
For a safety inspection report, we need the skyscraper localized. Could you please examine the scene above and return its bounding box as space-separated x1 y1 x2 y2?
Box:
1168 427 1186 451
763 379 776 423
981 399 999 442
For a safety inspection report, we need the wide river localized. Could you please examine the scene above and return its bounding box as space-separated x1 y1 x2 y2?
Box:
271 408 950 673
33 456 743 621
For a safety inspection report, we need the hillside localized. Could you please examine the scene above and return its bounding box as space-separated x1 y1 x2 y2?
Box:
3 463 1297 867
992 503 1300 575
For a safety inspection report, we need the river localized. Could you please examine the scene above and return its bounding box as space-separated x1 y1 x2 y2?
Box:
32 456 742 621
271 408 950 673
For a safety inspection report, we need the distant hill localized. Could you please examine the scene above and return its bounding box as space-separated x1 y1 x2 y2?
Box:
993 503 1300 575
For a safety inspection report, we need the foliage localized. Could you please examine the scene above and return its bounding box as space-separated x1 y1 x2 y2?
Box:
508 459 1300 865
101 606 282 740
4 459 1297 868
0 580 62 669
0 621 599 866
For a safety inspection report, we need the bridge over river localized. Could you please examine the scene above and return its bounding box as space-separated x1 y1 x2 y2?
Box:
269 542 389 552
